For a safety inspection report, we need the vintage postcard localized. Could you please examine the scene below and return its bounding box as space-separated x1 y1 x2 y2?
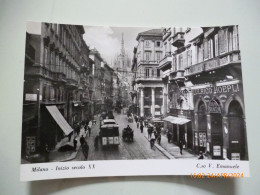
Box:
21 22 249 181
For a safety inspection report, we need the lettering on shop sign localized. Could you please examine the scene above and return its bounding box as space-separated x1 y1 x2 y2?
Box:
193 84 240 95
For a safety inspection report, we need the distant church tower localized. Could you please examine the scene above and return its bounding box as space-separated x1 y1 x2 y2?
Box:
119 33 125 72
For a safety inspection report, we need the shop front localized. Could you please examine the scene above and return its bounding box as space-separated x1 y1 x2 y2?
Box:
192 81 248 160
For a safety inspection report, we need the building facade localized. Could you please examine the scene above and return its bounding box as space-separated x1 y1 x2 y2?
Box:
133 29 164 118
158 26 248 160
22 23 91 156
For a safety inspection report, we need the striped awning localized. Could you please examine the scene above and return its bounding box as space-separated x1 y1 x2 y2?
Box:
46 106 73 135
163 116 190 125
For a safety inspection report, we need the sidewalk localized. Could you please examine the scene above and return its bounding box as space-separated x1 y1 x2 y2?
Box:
49 122 91 162
131 113 197 160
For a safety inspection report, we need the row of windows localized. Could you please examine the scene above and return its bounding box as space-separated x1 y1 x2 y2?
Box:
145 40 161 47
42 86 83 102
173 27 239 71
43 47 80 81
144 51 162 61
46 23 82 66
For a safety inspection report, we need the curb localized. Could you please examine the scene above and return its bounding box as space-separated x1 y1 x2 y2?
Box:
143 135 175 159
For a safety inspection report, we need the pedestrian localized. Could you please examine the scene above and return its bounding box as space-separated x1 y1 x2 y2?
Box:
88 125 91 136
198 151 204 159
68 132 72 142
148 127 152 140
80 135 85 146
150 131 156 149
94 135 99 150
137 121 139 128
140 123 144 133
73 137 78 151
167 130 172 143
44 144 50 162
179 140 183 155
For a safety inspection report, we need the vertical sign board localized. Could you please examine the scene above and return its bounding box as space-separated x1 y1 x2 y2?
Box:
213 145 221 156
26 136 36 154
231 153 240 160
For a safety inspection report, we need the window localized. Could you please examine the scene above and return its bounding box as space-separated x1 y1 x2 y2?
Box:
145 68 150 77
219 29 227 54
204 39 209 60
156 41 161 47
229 31 233 52
178 54 183 70
145 40 150 47
157 69 160 77
156 52 162 61
145 52 151 61
215 34 219 56
187 50 192 67
44 47 48 67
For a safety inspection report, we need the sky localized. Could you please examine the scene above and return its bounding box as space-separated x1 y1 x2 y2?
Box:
83 26 152 66
26 22 202 68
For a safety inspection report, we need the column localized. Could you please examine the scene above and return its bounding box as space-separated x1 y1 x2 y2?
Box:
140 87 144 117
162 84 168 116
151 87 155 117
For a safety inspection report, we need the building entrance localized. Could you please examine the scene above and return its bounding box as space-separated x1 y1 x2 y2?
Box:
228 100 247 160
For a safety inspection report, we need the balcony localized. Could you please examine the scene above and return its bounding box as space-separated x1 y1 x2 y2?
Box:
66 78 78 89
185 50 241 76
135 75 162 83
170 32 185 48
159 54 172 71
137 60 160 66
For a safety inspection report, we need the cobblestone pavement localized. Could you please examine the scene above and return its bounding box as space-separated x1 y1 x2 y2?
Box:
74 112 168 161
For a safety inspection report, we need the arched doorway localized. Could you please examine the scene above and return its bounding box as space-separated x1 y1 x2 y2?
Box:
197 101 207 153
228 100 247 160
209 99 223 159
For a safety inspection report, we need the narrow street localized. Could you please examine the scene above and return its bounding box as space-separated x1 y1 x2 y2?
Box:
74 112 167 161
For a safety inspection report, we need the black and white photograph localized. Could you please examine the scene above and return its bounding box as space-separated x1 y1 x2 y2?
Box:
20 22 249 180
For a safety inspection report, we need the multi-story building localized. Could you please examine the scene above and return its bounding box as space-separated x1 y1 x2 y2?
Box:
22 22 90 156
89 48 104 114
158 26 248 160
186 26 247 160
133 29 164 118
159 27 196 151
103 63 114 111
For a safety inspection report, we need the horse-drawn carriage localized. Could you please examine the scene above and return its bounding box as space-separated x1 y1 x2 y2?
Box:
122 126 134 142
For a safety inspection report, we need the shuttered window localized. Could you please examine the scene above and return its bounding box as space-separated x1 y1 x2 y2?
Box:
215 34 219 56
204 39 209 60
183 51 188 69
179 54 183 70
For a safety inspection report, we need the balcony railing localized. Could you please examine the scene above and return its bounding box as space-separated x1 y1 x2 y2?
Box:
185 50 240 76
159 54 172 70
171 32 185 48
65 78 78 88
135 75 162 82
137 60 160 66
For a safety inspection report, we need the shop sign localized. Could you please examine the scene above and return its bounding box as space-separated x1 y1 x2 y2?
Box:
192 83 240 96
195 132 198 146
199 132 207 147
25 93 42 101
26 136 36 155
213 145 221 156
223 148 227 159
231 153 240 160
207 142 210 152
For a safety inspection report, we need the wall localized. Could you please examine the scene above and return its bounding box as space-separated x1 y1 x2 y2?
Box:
0 0 259 194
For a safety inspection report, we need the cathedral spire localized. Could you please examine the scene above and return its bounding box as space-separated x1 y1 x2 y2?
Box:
121 32 125 56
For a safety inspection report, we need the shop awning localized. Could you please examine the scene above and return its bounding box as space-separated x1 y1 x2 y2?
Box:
163 116 190 125
46 106 73 136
